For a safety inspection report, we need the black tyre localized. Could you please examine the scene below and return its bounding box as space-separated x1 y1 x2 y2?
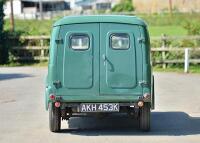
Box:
139 103 150 131
49 103 61 132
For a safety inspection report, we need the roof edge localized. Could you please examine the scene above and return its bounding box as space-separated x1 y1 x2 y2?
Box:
53 15 147 27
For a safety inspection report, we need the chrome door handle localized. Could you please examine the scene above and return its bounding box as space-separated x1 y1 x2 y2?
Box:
102 54 106 66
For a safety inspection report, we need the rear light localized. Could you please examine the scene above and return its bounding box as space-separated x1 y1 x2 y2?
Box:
49 94 55 100
138 101 144 107
55 102 61 108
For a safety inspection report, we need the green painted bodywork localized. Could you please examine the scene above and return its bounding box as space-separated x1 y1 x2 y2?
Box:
45 15 152 110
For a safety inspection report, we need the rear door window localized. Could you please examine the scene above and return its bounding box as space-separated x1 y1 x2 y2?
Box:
110 33 130 50
70 34 89 50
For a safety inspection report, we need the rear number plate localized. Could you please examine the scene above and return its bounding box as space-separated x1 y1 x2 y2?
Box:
79 103 119 112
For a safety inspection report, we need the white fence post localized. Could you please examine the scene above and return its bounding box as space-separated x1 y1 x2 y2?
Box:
184 48 190 73
40 38 44 58
161 34 167 69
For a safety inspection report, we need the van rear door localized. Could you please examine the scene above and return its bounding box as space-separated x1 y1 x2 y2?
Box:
100 23 143 95
56 23 99 96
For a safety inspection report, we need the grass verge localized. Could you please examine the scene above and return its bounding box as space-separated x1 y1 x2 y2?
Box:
0 61 48 67
153 65 200 73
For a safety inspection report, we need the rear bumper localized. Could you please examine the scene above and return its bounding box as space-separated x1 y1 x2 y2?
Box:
57 95 141 103
57 95 151 111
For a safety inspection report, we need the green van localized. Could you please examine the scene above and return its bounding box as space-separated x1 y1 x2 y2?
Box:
45 15 154 132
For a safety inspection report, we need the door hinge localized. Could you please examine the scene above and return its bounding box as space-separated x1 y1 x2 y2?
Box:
138 37 145 43
55 38 63 44
139 80 148 86
53 80 62 88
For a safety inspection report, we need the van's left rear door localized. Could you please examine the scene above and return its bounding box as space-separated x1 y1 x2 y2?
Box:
56 23 99 96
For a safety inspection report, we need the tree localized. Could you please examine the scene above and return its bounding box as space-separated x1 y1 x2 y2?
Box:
0 0 4 35
0 0 8 64
112 0 134 12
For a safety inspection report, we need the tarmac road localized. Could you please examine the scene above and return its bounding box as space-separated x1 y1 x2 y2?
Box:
0 67 200 143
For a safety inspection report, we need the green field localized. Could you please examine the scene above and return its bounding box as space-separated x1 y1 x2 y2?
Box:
4 13 200 36
149 26 187 36
4 19 54 36
4 19 187 36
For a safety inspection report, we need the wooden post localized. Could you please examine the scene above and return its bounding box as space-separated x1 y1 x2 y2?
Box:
169 0 173 16
10 0 14 32
161 34 167 69
184 48 190 73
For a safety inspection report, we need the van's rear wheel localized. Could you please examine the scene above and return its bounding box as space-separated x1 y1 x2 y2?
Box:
139 103 150 131
49 103 61 132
